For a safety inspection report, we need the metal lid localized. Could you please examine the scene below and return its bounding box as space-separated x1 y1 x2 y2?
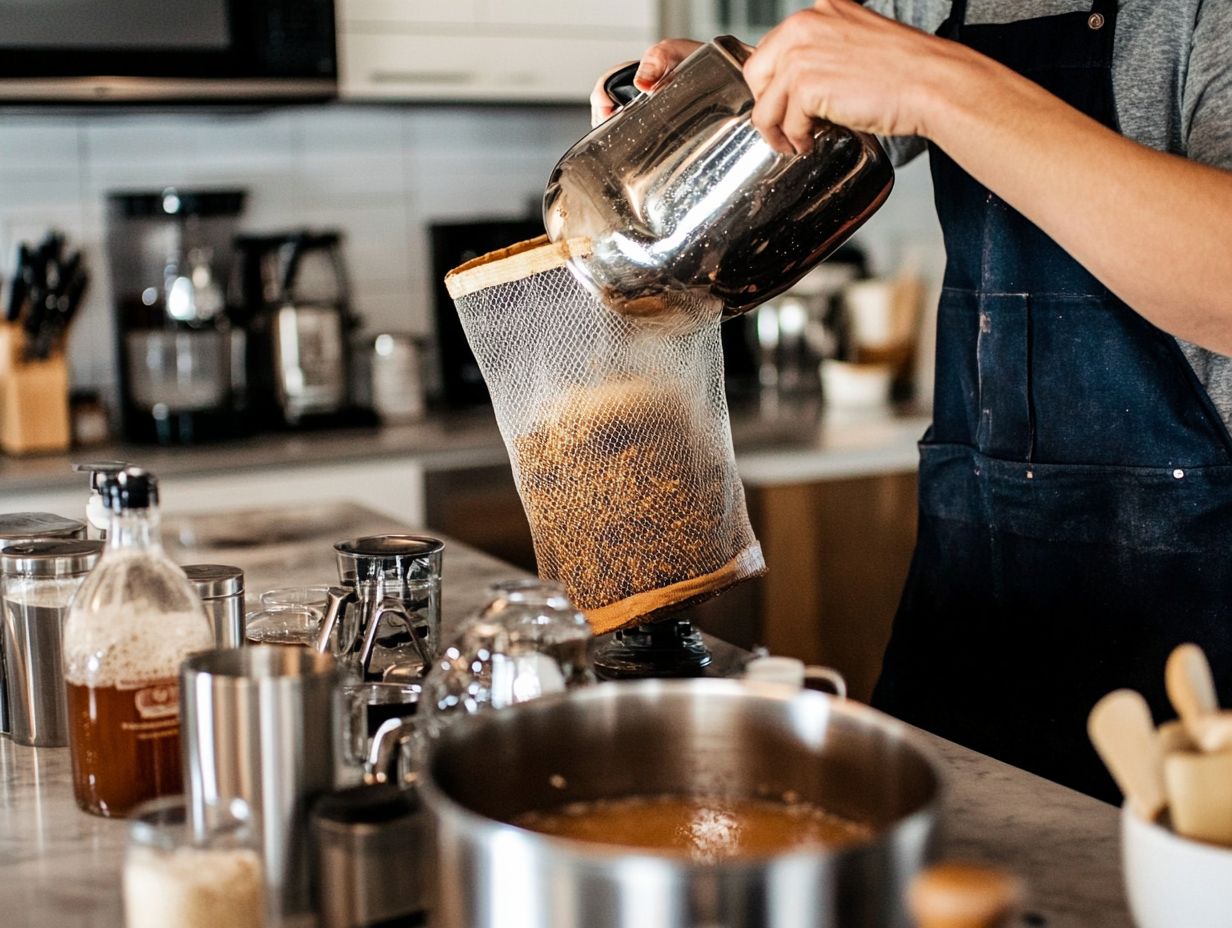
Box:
0 512 87 541
0 539 103 577
181 564 244 598
73 460 130 492
336 535 444 558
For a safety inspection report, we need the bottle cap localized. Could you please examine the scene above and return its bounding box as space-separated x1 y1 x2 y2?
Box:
102 467 159 511
72 460 131 492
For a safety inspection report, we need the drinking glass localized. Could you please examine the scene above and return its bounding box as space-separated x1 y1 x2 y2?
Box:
245 605 320 648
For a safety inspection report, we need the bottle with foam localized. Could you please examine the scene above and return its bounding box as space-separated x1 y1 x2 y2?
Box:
63 467 214 818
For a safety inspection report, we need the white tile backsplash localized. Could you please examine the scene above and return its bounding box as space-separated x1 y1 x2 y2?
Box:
0 103 943 403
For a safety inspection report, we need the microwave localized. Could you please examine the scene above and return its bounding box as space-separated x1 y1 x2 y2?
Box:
0 0 336 102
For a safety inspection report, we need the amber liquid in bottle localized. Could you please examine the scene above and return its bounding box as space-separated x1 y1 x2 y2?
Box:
62 468 213 818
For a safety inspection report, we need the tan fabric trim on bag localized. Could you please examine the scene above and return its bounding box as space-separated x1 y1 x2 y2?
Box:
444 236 593 299
582 543 768 636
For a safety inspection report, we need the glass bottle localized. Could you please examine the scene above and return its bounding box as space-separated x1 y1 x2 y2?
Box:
63 467 214 817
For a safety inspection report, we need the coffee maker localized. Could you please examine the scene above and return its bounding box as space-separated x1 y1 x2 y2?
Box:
232 231 357 428
106 189 247 445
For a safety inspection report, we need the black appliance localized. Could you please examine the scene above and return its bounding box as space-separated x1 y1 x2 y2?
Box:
430 218 544 408
232 230 371 430
105 188 247 445
0 0 335 103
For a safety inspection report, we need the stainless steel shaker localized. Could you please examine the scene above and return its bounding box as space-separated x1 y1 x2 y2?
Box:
0 539 101 747
0 513 87 738
181 647 340 922
312 717 430 928
181 564 245 648
311 784 431 928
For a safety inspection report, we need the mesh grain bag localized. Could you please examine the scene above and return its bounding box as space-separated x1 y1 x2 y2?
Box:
445 236 765 634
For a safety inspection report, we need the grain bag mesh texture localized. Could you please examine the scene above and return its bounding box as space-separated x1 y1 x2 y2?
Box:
446 237 765 635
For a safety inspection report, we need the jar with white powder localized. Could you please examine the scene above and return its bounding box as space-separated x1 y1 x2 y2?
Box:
124 797 264 928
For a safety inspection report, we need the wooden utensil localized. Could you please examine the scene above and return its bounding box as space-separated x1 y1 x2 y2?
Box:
1088 689 1166 820
1191 714 1232 753
1166 643 1219 742
1164 750 1232 846
908 862 1023 928
1157 718 1198 754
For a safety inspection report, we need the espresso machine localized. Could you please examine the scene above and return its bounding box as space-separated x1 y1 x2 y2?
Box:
232 230 359 428
105 189 247 445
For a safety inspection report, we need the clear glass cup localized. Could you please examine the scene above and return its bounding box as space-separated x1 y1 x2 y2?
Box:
259 586 330 615
418 579 594 739
124 796 264 928
340 681 421 768
245 605 320 649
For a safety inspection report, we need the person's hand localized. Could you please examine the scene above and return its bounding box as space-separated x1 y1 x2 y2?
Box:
743 0 968 153
589 39 703 126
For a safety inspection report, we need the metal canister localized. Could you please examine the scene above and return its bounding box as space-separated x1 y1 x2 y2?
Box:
0 539 102 746
181 564 245 648
311 783 431 928
0 513 87 738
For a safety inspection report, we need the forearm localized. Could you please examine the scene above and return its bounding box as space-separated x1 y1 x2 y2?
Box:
918 48 1232 353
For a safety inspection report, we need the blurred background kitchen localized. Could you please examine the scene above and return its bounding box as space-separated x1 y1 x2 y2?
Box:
0 0 945 701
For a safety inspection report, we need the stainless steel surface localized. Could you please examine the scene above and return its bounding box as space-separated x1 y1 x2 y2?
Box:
0 77 336 101
181 564 245 649
272 304 348 419
0 540 100 747
0 515 87 738
311 781 431 928
0 513 86 541
181 646 339 921
183 563 245 652
422 678 941 928
0 539 101 578
543 36 894 319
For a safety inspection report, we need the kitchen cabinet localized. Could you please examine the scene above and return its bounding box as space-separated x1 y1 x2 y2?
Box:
337 0 658 102
664 0 811 42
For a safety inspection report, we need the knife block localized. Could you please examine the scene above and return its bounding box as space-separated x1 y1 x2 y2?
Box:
0 324 71 454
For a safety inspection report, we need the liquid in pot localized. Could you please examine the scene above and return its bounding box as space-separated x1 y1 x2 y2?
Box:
513 794 872 863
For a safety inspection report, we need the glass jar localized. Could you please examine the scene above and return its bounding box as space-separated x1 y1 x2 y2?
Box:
418 579 594 738
124 796 263 928
63 468 214 817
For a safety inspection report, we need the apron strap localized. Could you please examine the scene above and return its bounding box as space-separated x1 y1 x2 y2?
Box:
938 0 968 38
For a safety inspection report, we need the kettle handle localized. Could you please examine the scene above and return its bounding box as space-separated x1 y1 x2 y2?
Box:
603 62 642 107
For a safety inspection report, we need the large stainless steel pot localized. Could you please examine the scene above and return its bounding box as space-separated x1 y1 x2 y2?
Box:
419 679 942 928
543 36 895 320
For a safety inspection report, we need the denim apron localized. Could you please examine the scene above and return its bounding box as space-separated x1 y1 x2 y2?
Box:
871 0 1232 800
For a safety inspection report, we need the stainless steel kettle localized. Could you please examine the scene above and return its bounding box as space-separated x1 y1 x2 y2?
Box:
543 36 894 319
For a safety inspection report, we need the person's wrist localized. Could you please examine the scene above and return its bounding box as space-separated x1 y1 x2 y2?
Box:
909 37 984 143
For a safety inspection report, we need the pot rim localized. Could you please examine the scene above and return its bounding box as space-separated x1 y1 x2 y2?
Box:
418 678 946 869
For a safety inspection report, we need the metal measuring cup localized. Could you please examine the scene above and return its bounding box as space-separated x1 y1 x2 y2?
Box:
314 535 443 679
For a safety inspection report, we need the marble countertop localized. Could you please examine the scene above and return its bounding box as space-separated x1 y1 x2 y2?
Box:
0 504 1129 927
0 399 930 494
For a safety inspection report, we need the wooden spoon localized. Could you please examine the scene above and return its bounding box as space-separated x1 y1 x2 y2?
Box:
1164 750 1232 845
1088 689 1166 820
908 862 1023 928
1166 643 1219 742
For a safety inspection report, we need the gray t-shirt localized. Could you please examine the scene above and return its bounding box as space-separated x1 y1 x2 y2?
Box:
864 0 1232 433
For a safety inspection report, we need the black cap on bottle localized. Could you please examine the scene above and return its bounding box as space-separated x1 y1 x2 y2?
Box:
102 467 159 511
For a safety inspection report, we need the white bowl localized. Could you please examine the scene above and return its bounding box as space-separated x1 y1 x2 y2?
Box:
820 359 894 408
1123 804 1232 927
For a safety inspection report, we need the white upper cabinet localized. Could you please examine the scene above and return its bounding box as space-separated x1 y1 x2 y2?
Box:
337 0 659 102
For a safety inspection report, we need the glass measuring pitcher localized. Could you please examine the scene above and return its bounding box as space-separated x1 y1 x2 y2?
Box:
314 535 443 679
